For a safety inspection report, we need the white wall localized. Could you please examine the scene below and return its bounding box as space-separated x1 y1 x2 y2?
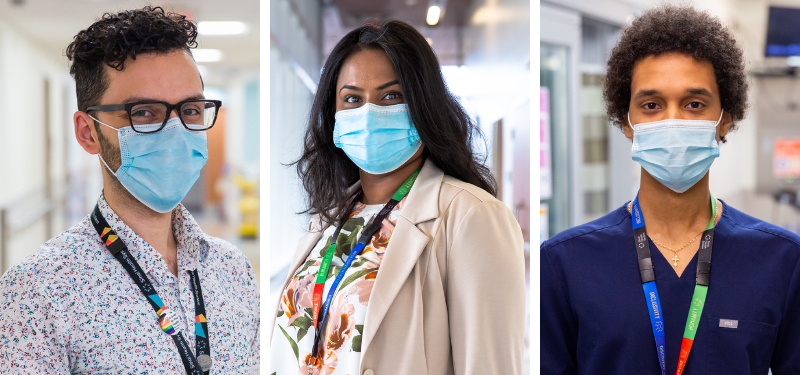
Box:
0 16 88 271
269 0 321 286
463 0 531 210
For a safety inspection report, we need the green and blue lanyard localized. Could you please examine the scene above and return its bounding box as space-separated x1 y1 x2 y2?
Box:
91 205 212 375
309 164 422 364
631 194 716 375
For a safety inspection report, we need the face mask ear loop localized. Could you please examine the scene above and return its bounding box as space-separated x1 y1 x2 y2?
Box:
88 114 120 132
97 154 118 176
627 112 635 130
715 109 724 125
88 114 121 175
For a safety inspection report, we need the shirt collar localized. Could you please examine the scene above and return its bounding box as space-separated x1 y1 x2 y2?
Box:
96 194 208 275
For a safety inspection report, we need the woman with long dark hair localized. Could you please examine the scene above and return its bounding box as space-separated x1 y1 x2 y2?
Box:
270 20 525 375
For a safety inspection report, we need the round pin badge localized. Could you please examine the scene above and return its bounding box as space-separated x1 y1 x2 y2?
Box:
158 310 181 336
197 354 213 372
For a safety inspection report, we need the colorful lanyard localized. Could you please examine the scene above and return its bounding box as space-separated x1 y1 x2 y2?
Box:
91 205 212 375
309 164 422 364
631 194 716 375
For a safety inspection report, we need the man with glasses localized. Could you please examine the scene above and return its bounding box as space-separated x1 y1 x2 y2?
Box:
0 7 258 374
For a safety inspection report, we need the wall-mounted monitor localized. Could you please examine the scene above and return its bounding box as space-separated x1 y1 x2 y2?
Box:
766 6 800 56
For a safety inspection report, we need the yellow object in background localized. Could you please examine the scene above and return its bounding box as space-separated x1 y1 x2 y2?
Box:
234 175 259 238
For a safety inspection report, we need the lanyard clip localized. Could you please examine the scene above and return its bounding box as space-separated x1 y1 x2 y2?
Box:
638 258 655 283
696 261 711 286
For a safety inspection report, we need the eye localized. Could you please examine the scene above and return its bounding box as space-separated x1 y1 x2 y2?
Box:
344 95 361 104
182 108 201 116
383 91 403 100
642 102 659 110
686 101 704 109
131 109 154 117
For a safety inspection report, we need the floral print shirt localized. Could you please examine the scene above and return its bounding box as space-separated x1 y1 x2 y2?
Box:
271 197 406 375
0 194 260 374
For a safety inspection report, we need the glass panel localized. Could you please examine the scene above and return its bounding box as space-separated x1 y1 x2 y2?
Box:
540 43 571 240
581 17 621 223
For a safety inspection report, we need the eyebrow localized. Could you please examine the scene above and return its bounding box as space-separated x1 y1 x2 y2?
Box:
376 80 399 90
633 87 714 99
685 87 713 97
633 89 660 99
121 94 206 104
339 80 400 94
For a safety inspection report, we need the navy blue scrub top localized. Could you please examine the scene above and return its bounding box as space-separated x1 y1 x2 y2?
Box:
541 201 800 375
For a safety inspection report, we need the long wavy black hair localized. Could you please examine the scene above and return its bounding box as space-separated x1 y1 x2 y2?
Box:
294 20 496 225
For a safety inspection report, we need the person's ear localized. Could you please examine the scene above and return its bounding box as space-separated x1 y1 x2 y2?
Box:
74 111 100 154
623 114 634 141
718 111 732 141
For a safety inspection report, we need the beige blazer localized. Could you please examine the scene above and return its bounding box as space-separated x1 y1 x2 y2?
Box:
271 161 526 375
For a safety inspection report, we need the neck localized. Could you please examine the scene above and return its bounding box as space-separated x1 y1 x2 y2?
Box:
637 169 713 235
359 154 424 205
103 172 178 275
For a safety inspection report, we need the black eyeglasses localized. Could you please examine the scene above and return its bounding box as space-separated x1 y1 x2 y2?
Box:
87 99 222 134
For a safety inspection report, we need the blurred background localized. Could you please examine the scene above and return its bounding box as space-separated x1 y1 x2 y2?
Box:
541 0 800 245
0 0 260 281
270 0 531 370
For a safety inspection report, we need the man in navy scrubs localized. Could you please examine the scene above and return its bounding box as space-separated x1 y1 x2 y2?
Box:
541 5 800 374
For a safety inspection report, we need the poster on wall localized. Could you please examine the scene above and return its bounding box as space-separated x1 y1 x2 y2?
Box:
540 87 553 200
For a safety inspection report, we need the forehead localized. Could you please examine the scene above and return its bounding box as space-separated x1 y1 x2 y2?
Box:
631 52 718 96
101 49 202 103
336 48 398 87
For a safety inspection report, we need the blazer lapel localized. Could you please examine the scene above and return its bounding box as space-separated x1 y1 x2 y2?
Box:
361 161 444 356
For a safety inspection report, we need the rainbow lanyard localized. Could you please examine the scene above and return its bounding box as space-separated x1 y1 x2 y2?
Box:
631 194 716 375
90 205 212 375
309 164 422 362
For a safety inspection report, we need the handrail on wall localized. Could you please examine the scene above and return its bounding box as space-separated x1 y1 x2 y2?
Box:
0 185 66 275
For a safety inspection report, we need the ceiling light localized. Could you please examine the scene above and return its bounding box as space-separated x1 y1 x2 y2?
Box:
426 6 441 26
192 49 223 63
198 21 248 35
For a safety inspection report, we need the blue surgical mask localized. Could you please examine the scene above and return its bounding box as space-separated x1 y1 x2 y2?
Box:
333 103 422 175
629 111 723 193
91 116 208 213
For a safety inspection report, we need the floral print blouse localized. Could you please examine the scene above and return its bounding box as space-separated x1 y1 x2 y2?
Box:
271 196 406 375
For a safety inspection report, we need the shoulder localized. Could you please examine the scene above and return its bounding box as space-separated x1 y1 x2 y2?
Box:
201 235 256 275
438 175 508 215
435 175 522 251
0 219 98 305
199 235 258 297
541 205 630 256
721 202 800 248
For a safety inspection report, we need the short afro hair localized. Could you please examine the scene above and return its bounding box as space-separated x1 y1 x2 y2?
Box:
603 5 748 138
66 6 198 112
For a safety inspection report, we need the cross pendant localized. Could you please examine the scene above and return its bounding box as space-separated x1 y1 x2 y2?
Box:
672 254 680 267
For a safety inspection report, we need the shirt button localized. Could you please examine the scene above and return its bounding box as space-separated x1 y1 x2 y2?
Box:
363 370 374 375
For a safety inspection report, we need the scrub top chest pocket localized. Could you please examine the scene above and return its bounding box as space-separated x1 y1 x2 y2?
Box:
703 316 778 374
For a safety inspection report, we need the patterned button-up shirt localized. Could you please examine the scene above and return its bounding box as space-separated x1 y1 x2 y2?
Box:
0 195 259 374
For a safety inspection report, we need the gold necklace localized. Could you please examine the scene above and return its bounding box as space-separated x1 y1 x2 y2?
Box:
627 200 721 267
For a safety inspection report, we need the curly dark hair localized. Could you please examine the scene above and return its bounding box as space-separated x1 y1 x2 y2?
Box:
603 5 748 140
293 20 496 225
66 6 198 112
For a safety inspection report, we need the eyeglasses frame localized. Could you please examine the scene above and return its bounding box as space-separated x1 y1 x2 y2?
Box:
86 99 223 134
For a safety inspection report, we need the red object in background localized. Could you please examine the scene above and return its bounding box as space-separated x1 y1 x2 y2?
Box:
773 138 800 178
